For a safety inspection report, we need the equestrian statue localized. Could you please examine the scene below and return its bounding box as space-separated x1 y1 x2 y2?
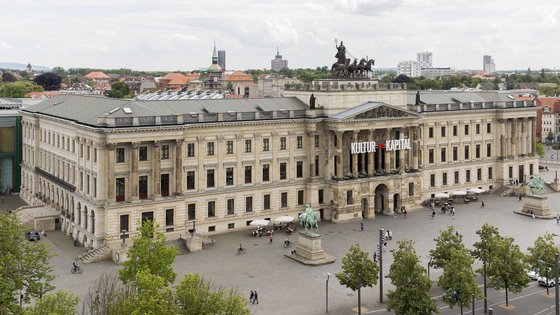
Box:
330 39 375 78
527 175 545 196
299 203 319 232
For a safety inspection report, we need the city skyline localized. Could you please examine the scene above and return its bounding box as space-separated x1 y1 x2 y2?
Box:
0 0 558 71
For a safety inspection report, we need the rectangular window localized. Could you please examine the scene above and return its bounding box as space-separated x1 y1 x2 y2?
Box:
477 168 482 181
509 166 513 178
408 182 414 196
346 190 353 205
314 135 320 147
464 125 469 135
315 156 320 176
429 149 434 164
139 146 148 161
263 194 271 210
161 145 169 159
297 136 303 149
226 167 234 186
262 138 270 151
116 177 125 202
443 173 448 185
116 148 125 163
139 175 148 199
262 164 270 182
161 174 169 197
187 204 196 220
487 123 491 133
186 171 195 190
464 146 470 160
333 134 338 147
120 214 129 233
228 223 235 229
318 189 324 204
207 201 215 217
280 137 287 150
244 166 252 184
430 174 435 187
246 197 253 212
530 164 534 175
476 144 481 159
441 126 446 137
281 192 288 208
207 142 215 156
142 211 154 224
453 147 458 161
466 170 471 182
165 209 174 231
486 143 491 157
441 148 446 162
280 162 287 180
488 167 493 179
296 161 303 178
207 169 215 188
227 199 235 215
454 171 459 184
453 125 458 136
208 226 215 232
428 127 434 138
245 139 252 153
476 124 480 134
187 143 195 157
297 190 304 205
226 140 234 154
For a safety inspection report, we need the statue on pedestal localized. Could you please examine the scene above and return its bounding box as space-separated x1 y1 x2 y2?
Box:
527 175 545 196
299 203 319 232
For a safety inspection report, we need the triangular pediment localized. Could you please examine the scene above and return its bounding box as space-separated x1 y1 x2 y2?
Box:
330 102 419 120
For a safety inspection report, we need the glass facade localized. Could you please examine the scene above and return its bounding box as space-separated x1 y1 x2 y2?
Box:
0 115 21 193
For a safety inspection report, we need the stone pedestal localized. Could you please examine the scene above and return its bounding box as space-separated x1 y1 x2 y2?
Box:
517 195 554 219
550 180 560 192
285 231 335 266
185 234 202 253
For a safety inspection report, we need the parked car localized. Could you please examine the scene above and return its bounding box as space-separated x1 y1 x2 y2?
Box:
527 270 539 281
538 276 556 287
25 230 41 241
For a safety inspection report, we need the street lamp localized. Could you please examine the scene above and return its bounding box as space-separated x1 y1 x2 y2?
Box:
426 256 433 278
322 272 331 313
483 255 488 313
537 253 559 315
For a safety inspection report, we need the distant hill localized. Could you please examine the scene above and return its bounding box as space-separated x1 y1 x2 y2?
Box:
0 62 51 72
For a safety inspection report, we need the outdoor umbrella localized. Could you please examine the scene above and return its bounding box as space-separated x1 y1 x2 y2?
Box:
275 215 294 223
467 188 485 194
452 190 467 196
434 192 450 199
249 219 270 226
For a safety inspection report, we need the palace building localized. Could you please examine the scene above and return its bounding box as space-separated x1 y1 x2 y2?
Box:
19 82 538 250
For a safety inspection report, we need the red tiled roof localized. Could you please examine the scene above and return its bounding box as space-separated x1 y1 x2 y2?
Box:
84 71 111 80
224 71 253 82
161 73 199 86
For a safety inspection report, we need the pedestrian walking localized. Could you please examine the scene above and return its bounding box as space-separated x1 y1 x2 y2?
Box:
388 230 392 240
360 221 364 231
556 213 559 224
268 235 272 244
431 209 435 219
518 194 522 202
250 290 254 303
383 241 387 251
393 211 398 219
403 209 407 219
531 211 535 221
373 252 377 262
253 290 259 304
481 201 485 208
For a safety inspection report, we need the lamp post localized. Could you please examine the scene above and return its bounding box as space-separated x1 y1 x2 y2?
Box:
483 255 487 313
556 253 559 315
379 228 384 303
322 272 331 313
427 256 433 278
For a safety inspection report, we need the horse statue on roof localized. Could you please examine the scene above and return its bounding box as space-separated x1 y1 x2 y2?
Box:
527 175 545 196
299 203 319 232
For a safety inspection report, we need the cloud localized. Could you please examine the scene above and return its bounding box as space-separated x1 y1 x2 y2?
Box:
0 41 10 49
336 0 406 15
168 33 199 41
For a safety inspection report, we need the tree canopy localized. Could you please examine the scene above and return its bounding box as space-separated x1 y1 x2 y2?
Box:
107 81 131 98
429 226 466 270
437 247 481 311
1 72 17 83
33 72 62 91
0 81 43 98
526 232 560 295
23 291 79 315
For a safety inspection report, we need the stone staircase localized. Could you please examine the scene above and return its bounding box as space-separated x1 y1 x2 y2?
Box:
78 245 112 264
168 238 190 255
494 185 514 197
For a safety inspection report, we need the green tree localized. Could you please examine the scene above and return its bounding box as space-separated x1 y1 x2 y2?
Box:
119 220 177 286
437 248 481 314
386 240 438 315
175 273 250 315
336 244 379 314
84 273 135 315
33 72 62 91
1 72 17 83
526 232 560 295
132 269 176 315
471 224 501 261
429 226 465 270
226 81 233 92
536 142 545 158
107 81 131 98
0 213 54 314
0 81 43 98
486 236 528 306
23 291 79 315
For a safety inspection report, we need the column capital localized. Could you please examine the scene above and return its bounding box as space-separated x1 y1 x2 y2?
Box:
131 142 139 150
153 141 161 148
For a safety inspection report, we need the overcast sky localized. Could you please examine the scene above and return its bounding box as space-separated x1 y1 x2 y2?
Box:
1 0 558 71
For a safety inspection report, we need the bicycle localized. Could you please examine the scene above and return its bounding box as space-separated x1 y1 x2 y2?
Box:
71 265 83 274
236 247 247 255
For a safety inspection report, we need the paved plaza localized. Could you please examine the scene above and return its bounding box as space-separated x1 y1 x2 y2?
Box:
4 166 560 314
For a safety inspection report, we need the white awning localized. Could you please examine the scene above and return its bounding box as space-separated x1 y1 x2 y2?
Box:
467 188 485 194
434 193 450 199
452 190 467 196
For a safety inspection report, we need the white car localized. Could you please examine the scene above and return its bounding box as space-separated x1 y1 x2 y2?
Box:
527 270 539 280
537 276 556 287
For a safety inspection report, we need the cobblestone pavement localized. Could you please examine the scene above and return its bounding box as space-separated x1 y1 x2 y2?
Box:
8 164 560 314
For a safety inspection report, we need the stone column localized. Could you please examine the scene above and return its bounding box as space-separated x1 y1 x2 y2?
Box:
175 139 184 195
398 128 405 173
368 130 375 175
130 143 139 200
511 118 517 157
153 141 161 198
412 127 419 169
336 132 343 178
521 118 526 156
351 131 358 177
107 144 115 200
499 120 506 158
531 117 537 155
384 128 392 171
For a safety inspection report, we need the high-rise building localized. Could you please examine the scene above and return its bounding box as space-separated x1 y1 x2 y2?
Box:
271 47 288 72
417 52 432 68
483 55 496 74
218 50 226 70
397 61 420 77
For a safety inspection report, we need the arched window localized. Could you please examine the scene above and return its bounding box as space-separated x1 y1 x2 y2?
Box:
84 206 88 230
77 203 81 224
91 210 95 234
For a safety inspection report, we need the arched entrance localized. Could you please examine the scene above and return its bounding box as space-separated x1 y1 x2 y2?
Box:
374 184 389 213
361 198 368 218
393 193 401 213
